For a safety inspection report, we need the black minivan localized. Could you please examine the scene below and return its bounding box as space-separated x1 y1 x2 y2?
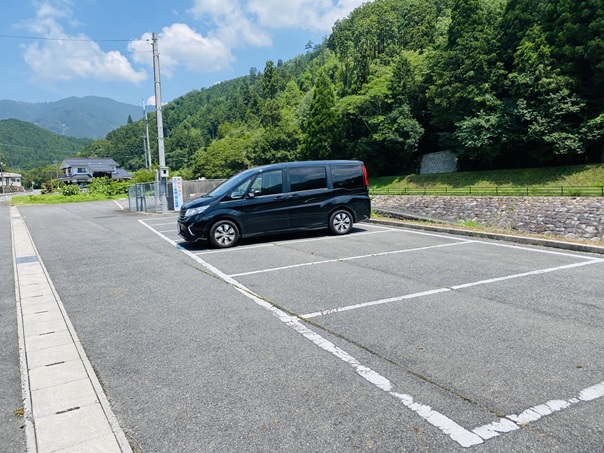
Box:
177 160 371 248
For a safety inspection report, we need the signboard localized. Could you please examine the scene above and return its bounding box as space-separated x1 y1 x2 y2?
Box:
172 176 183 210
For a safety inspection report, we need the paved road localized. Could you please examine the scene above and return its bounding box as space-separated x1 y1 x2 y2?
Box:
3 200 604 452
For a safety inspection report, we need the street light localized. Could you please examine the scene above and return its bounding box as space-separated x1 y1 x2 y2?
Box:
0 161 4 194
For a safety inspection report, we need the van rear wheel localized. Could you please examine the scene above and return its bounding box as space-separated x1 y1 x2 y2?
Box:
329 210 353 235
209 220 240 248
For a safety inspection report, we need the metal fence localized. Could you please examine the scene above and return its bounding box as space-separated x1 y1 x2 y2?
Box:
128 181 162 213
128 179 225 213
370 186 604 197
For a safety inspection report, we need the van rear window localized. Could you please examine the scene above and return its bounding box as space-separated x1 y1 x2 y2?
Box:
289 167 327 192
331 164 364 189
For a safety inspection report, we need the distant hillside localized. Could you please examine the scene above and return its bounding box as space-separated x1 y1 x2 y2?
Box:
0 119 92 171
0 96 141 139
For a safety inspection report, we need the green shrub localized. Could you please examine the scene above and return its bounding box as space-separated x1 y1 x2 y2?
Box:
87 177 129 196
60 184 81 196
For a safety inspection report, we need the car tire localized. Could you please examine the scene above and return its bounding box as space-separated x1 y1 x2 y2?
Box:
329 209 353 235
209 220 240 248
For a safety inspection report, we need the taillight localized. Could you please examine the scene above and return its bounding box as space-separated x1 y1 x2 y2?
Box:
362 165 369 188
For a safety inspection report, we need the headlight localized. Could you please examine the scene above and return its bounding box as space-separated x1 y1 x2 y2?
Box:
184 205 209 217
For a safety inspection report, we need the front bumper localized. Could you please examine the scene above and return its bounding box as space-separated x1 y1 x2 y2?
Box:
177 217 209 242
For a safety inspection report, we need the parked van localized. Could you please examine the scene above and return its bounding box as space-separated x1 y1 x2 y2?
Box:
177 160 371 248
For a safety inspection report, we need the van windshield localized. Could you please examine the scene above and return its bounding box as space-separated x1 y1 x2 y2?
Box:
204 168 256 198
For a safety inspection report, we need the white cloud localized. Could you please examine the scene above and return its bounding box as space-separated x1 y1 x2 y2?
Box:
128 24 235 76
189 0 370 39
21 0 146 84
246 0 368 32
187 0 271 48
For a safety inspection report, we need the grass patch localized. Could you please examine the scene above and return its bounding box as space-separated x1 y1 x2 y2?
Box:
11 193 125 206
370 164 604 193
456 219 483 228
371 213 601 246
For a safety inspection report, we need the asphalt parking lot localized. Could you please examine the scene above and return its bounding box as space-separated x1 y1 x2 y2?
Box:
6 200 604 452
142 210 604 450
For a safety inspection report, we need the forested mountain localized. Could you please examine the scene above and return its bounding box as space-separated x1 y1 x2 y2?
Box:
0 119 92 171
79 0 604 178
0 96 141 139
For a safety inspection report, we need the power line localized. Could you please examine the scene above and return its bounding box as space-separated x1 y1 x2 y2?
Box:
0 34 148 43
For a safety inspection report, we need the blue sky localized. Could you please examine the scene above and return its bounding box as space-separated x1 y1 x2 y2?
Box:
0 0 370 107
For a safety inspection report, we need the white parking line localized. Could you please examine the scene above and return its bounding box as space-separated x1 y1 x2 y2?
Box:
194 227 398 255
141 219 604 448
472 382 604 441
469 238 600 260
230 241 473 277
303 288 453 318
302 259 604 318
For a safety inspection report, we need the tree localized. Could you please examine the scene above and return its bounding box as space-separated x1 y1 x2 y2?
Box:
301 72 339 160
508 25 585 161
261 60 281 99
165 121 204 171
455 24 587 166
544 0 604 111
498 0 544 70
192 137 250 179
426 0 503 149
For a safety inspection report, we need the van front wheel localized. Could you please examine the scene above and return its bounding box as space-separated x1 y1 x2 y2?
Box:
209 220 240 248
329 210 353 235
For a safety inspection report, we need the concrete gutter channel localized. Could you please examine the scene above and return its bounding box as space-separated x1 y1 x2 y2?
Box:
371 207 604 255
7 203 603 452
10 206 131 453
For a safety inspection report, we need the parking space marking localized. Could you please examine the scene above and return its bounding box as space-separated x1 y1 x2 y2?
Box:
230 241 473 277
140 219 604 448
451 258 603 289
469 238 601 260
472 382 604 441
139 220 484 447
303 288 453 318
302 258 604 318
193 227 399 256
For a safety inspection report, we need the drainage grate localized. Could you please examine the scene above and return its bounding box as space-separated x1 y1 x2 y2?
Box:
16 256 39 264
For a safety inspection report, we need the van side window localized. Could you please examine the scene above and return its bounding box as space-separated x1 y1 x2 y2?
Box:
331 164 364 189
228 178 253 200
289 166 327 192
250 170 283 196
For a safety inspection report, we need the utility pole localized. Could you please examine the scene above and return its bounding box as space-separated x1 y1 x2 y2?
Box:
152 32 169 212
142 99 152 169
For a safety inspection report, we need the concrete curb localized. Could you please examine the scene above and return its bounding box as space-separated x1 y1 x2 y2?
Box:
10 206 132 453
369 211 604 256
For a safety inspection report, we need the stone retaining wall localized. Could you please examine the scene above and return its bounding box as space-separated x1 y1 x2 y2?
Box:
371 195 604 241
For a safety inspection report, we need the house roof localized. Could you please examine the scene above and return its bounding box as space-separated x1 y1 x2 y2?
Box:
59 157 132 181
61 158 120 169
113 168 132 179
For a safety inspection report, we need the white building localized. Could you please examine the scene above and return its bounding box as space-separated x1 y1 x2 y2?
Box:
58 158 132 184
0 171 23 193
